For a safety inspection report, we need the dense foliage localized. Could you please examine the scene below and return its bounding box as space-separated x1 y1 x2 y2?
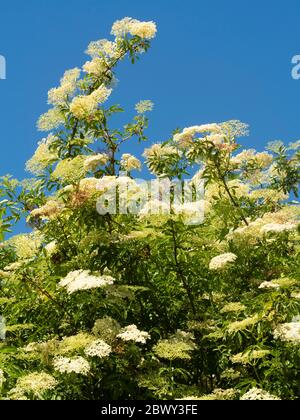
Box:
0 17 299 400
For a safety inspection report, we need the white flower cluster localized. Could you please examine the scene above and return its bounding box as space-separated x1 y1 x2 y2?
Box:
111 17 157 39
173 123 222 148
135 100 154 114
261 222 298 234
86 39 119 59
82 57 107 77
209 253 237 270
273 322 300 344
48 68 80 106
58 270 115 294
227 206 300 244
120 154 141 171
45 241 57 255
53 356 90 375
31 199 63 220
13 372 57 396
143 143 179 159
84 154 109 171
259 281 280 290
259 277 296 290
70 85 112 119
240 387 280 400
37 108 64 131
117 324 150 344
26 134 57 175
230 149 273 169
84 339 112 358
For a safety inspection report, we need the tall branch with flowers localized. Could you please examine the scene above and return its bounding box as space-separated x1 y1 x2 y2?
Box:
0 17 299 401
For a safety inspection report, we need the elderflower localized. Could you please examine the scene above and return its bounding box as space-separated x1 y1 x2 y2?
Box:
58 333 94 354
273 322 300 344
26 134 57 175
120 153 141 171
86 39 119 59
111 17 138 38
153 340 195 360
261 222 298 234
220 302 246 314
143 143 179 159
209 253 237 270
30 200 63 220
3 261 23 271
198 388 237 400
84 340 112 358
111 17 157 40
240 388 280 400
58 269 115 294
48 68 80 105
173 123 221 148
9 231 42 260
37 108 65 131
153 331 196 360
231 349 270 364
14 372 57 396
8 388 29 400
227 206 300 244
259 277 296 290
227 315 260 333
220 368 241 380
130 21 157 39
84 154 109 171
258 281 280 290
255 152 273 168
249 188 288 203
82 57 107 77
53 356 90 375
70 85 112 119
52 155 86 182
117 324 150 344
219 120 249 138
44 240 57 255
135 100 154 114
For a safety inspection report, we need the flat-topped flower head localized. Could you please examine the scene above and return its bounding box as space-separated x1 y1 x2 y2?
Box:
209 253 237 270
86 39 119 59
111 17 157 39
273 322 300 344
117 324 150 344
84 340 112 358
135 100 154 114
53 356 90 375
59 270 114 294
26 134 58 175
120 153 141 171
14 372 57 396
48 68 80 106
84 154 109 171
70 85 112 119
37 108 64 131
261 222 298 234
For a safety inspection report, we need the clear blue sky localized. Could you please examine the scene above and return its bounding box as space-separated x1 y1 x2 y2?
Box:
1 0 300 181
